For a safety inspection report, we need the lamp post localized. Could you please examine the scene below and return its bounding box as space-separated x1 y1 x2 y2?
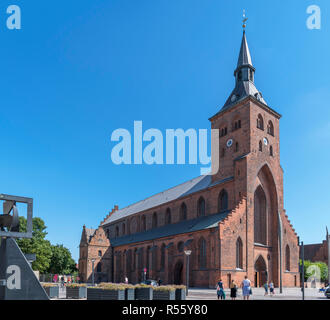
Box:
184 250 192 296
91 258 96 287
300 242 305 301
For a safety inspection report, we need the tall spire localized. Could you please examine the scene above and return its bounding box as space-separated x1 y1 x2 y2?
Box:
236 31 253 71
220 16 267 111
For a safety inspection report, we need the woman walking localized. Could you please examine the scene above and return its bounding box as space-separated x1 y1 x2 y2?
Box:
216 279 225 300
241 276 251 300
230 280 237 300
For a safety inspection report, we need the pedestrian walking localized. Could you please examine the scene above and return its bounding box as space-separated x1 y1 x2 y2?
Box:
216 279 225 300
124 276 129 284
269 281 275 296
230 280 237 300
158 278 162 286
241 275 251 300
263 282 268 296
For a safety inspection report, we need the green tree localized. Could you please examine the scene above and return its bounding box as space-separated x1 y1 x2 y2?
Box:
16 216 52 273
48 244 77 275
300 260 328 282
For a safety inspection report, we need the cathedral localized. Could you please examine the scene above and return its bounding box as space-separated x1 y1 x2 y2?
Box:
78 29 300 288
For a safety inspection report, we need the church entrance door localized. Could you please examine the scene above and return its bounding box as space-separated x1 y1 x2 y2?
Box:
254 255 267 287
174 260 183 285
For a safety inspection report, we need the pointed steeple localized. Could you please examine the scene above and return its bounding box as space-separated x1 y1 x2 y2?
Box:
221 29 267 111
236 31 253 70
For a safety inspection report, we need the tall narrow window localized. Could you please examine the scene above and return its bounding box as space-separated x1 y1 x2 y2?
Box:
270 145 273 157
165 208 171 225
286 245 290 271
218 189 228 212
257 114 264 130
96 262 102 273
236 237 243 269
259 141 263 152
122 223 126 235
160 244 166 270
180 203 187 221
254 186 267 245
115 226 119 237
141 215 146 232
198 237 207 269
198 197 206 217
152 212 158 228
267 121 274 136
235 142 239 152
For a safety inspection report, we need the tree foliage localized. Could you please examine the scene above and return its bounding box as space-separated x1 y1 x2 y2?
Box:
16 216 76 274
300 260 328 282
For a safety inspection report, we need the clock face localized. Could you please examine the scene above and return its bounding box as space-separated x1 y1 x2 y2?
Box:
263 138 268 146
227 139 233 148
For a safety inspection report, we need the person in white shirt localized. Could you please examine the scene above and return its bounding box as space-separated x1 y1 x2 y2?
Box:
241 275 251 300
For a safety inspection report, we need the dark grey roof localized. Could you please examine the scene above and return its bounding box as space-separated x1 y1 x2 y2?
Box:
220 31 267 112
236 31 252 69
102 175 233 226
109 211 230 247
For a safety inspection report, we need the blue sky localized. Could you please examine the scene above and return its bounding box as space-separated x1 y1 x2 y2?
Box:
0 0 329 261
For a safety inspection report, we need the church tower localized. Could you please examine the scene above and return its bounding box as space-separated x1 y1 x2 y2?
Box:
209 27 299 287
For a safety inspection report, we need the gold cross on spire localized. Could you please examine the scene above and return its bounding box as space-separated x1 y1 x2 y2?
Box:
242 9 248 30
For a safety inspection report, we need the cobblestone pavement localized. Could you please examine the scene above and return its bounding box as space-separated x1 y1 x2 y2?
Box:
186 287 329 300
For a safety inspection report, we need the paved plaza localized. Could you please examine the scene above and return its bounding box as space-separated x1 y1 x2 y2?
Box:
186 287 329 300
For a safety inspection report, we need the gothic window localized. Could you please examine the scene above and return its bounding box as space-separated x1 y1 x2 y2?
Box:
96 262 102 273
141 215 147 231
233 120 241 131
220 127 228 137
177 241 184 253
257 114 264 130
115 226 119 237
160 244 166 270
122 223 126 235
198 237 207 269
180 203 187 221
152 212 158 228
152 247 157 271
286 245 290 271
259 141 263 152
98 250 102 257
198 197 206 217
267 120 274 136
254 186 267 245
218 189 229 212
270 145 273 157
126 250 132 274
236 237 243 269
165 208 171 225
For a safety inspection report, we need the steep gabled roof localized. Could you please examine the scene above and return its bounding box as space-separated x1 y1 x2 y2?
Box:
101 175 234 226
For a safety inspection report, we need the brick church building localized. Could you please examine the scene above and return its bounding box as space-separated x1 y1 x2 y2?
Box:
79 29 300 288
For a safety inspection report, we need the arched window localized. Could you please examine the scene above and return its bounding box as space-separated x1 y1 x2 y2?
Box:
198 197 206 217
286 245 290 271
141 215 146 232
259 140 263 152
198 237 207 269
257 114 264 130
254 186 267 245
152 212 158 228
177 241 184 253
270 146 273 157
165 208 171 225
160 244 166 270
218 190 229 212
152 247 157 271
98 250 102 257
126 250 132 274
236 237 243 269
115 226 119 237
180 203 187 221
122 223 126 235
96 262 102 273
267 121 274 136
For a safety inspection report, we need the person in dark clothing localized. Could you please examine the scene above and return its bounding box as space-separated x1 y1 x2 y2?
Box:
216 279 225 300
